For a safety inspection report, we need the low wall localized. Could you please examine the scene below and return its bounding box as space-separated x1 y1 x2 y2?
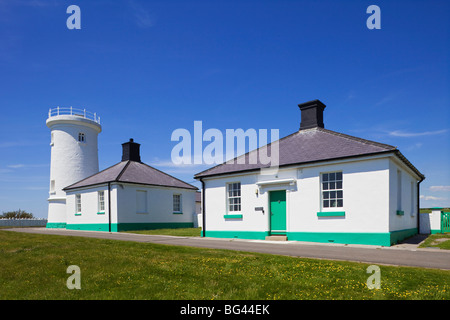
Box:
0 218 48 227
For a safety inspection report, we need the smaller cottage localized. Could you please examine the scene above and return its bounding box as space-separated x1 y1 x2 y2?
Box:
63 139 198 232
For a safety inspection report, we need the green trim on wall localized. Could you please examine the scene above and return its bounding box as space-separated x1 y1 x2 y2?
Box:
223 214 243 219
396 210 404 216
431 229 442 234
317 211 345 217
66 222 194 232
67 223 109 232
46 222 67 229
389 228 417 244
74 213 82 216
97 212 105 215
173 212 183 215
204 230 269 240
204 228 418 246
288 231 391 246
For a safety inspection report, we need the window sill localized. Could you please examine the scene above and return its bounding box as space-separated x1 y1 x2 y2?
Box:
97 212 105 215
224 214 243 219
396 210 404 216
173 212 183 215
317 211 345 217
75 213 82 216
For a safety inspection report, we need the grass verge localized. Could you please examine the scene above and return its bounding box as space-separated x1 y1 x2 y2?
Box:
125 227 201 237
0 230 449 300
419 234 450 250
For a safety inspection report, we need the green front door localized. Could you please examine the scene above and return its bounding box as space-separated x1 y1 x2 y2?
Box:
269 190 286 235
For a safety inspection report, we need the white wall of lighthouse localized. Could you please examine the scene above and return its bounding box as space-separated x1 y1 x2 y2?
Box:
46 108 102 227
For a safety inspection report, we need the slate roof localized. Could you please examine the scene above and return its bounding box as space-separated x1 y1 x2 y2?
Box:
194 127 424 180
64 160 198 191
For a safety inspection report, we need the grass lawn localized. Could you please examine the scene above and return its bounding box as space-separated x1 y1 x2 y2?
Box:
125 227 202 237
0 230 449 300
419 234 450 250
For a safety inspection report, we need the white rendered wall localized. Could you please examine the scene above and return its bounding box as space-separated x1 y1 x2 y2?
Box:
203 156 392 234
46 115 101 225
66 183 196 229
115 183 196 224
388 158 420 232
66 184 110 227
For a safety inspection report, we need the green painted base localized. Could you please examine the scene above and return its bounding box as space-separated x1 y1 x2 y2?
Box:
46 222 67 229
204 230 270 240
204 228 418 246
66 222 194 232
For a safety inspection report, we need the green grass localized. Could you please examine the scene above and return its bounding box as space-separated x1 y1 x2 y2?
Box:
0 230 449 300
419 233 450 250
125 227 202 237
420 208 450 213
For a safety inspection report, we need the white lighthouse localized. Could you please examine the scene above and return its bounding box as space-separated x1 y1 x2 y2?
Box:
46 107 102 228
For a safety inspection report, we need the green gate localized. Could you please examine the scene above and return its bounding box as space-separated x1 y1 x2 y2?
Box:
442 212 450 233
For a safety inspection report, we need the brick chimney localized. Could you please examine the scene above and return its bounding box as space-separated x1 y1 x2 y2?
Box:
122 138 141 162
298 99 326 130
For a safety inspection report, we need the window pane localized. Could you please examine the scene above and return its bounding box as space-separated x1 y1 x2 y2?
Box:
329 172 335 181
323 191 329 199
322 182 328 190
330 191 336 199
322 173 329 182
329 182 335 189
337 199 343 207
337 190 343 198
336 172 342 180
323 200 329 208
336 181 342 189
330 200 337 207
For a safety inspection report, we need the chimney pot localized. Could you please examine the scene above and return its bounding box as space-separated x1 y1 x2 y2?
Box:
298 99 326 130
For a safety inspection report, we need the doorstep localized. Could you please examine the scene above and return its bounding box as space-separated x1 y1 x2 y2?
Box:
265 235 287 241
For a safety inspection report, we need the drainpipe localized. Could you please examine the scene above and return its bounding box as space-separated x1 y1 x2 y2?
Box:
201 179 206 238
108 182 112 233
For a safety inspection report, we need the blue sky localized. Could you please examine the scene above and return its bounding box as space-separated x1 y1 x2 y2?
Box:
0 0 449 218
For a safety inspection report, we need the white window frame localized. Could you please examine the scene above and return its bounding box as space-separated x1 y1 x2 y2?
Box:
227 182 241 212
173 194 182 213
98 191 105 213
397 170 402 211
321 171 343 209
75 194 82 215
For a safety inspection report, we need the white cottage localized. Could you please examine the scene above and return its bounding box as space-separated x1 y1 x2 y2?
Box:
194 100 425 246
63 139 198 232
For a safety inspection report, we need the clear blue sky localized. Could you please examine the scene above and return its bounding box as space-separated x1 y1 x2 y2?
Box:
0 0 449 218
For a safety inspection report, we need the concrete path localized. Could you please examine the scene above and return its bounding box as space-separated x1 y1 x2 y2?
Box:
4 228 450 270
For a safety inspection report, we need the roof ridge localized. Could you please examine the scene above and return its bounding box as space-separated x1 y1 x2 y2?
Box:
63 161 127 190
194 129 301 178
116 160 131 181
130 161 198 190
316 127 397 150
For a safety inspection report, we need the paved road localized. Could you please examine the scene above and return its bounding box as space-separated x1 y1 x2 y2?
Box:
4 228 450 270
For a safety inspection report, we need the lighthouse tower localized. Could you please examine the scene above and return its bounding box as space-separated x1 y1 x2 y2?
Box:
46 107 102 228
